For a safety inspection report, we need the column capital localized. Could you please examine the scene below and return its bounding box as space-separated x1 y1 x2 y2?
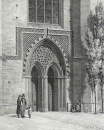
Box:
57 76 66 79
38 76 48 79
65 76 69 79
22 75 31 78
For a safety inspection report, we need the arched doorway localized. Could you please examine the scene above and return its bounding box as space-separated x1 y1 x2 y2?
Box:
31 66 38 111
47 64 59 111
24 38 69 112
31 62 42 112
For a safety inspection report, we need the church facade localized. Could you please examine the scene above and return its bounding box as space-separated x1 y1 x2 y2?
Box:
0 0 101 115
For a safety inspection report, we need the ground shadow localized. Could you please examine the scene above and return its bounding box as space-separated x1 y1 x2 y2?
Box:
9 115 17 117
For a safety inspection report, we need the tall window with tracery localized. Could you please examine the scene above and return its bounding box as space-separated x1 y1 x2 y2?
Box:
29 0 59 24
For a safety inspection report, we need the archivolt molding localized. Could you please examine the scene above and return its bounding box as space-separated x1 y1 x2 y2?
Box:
30 61 43 77
45 61 63 77
23 35 70 76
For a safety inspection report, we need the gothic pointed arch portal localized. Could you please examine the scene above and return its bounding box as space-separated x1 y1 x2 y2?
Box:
24 37 69 112
31 62 43 112
47 63 60 111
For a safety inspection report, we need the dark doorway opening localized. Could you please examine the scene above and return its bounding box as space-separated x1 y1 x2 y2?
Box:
31 66 38 112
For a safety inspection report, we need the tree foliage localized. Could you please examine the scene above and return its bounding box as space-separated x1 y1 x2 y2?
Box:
84 2 104 91
93 2 104 40
84 29 102 90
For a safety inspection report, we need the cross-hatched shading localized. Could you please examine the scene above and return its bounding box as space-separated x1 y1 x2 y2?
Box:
37 0 44 23
16 27 44 60
29 0 59 24
29 0 36 22
45 0 52 23
49 35 69 58
23 33 44 59
53 0 59 24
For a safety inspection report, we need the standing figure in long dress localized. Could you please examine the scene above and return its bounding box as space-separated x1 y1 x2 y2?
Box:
21 94 27 118
17 95 22 118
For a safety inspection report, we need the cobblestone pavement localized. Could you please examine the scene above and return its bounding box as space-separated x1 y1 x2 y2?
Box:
0 112 104 130
34 112 104 130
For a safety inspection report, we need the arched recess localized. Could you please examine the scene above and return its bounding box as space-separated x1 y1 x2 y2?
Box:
47 62 60 111
30 61 43 112
23 36 69 77
45 61 62 77
23 36 69 112
30 61 43 76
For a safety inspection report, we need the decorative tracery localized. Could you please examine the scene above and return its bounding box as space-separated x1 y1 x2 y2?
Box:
31 46 59 67
23 36 70 76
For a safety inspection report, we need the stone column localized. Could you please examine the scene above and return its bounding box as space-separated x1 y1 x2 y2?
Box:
25 78 28 104
63 77 66 109
60 77 63 109
42 76 48 112
58 76 65 111
65 76 71 112
57 77 61 110
27 76 32 106
37 76 42 111
58 76 69 111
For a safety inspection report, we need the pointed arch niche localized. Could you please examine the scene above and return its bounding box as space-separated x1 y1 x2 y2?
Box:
22 37 70 112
